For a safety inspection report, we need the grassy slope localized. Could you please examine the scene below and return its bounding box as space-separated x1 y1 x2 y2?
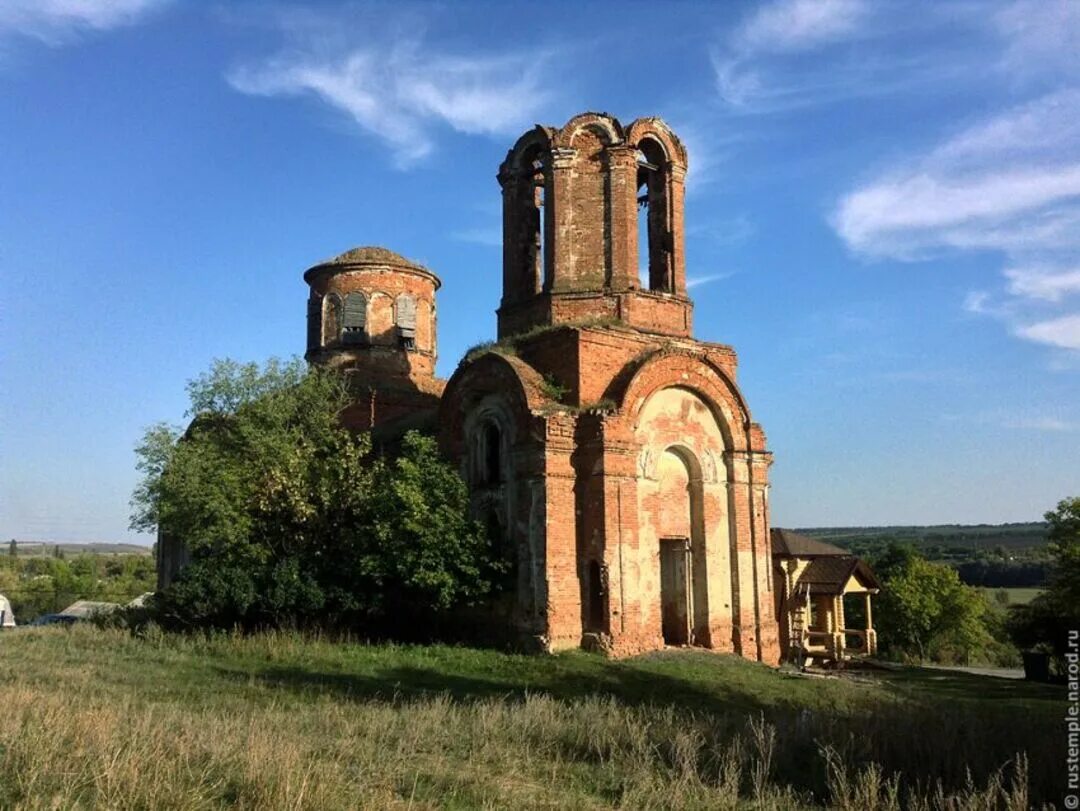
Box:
0 627 1063 809
980 586 1045 605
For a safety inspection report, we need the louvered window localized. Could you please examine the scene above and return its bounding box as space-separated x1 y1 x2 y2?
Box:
396 294 417 350
307 295 323 351
342 292 367 344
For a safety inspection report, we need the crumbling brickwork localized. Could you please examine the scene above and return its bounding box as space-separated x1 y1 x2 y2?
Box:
295 113 781 665
304 246 443 432
436 113 780 664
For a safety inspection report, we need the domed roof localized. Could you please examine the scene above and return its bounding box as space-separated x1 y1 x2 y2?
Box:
324 246 423 269
304 245 440 287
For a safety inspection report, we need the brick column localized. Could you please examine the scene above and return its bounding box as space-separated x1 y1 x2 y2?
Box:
599 420 653 656
605 145 639 292
543 412 581 650
546 147 576 293
749 451 780 665
726 450 758 658
668 163 687 297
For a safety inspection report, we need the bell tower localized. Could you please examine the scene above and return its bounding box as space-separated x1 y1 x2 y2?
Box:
496 113 692 340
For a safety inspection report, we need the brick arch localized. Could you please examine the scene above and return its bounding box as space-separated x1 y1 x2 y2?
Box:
613 349 752 451
552 112 624 149
502 125 556 177
625 117 688 167
439 352 551 449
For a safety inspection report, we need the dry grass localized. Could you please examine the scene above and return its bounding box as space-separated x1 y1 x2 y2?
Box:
0 626 1060 809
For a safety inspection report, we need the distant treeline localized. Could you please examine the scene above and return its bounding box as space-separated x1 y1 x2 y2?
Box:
796 523 1051 588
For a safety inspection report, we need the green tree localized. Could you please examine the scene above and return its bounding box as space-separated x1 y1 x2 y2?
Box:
874 545 990 662
134 357 498 631
8 539 15 558
1008 497 1080 668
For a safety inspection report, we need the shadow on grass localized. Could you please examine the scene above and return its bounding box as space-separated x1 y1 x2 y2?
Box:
205 650 1063 805
211 654 780 719
868 664 1062 706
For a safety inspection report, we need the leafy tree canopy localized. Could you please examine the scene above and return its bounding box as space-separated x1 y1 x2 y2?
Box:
873 544 992 663
132 357 501 631
1008 497 1080 663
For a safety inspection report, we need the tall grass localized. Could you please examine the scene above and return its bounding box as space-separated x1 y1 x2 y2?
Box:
0 627 1059 809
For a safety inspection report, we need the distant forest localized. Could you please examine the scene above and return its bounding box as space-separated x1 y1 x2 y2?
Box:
797 523 1051 588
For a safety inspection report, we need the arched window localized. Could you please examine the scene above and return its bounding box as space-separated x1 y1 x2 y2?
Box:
323 293 343 345
395 294 417 350
636 139 672 293
481 421 501 486
306 293 323 352
342 292 367 344
532 157 549 292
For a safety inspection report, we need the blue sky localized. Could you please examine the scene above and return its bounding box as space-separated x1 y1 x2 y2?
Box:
1 0 1078 543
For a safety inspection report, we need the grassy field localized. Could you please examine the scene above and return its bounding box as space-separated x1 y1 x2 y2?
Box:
981 586 1045 605
0 627 1064 809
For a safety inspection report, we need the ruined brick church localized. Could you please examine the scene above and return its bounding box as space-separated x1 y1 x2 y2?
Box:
302 113 782 664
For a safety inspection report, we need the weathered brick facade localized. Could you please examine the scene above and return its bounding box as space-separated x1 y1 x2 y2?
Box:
304 246 444 433
303 113 781 664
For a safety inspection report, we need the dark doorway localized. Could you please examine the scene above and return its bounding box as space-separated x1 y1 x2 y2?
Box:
659 537 691 645
587 560 605 631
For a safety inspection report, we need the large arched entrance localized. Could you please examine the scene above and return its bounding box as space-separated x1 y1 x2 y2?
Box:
655 447 708 645
635 386 732 650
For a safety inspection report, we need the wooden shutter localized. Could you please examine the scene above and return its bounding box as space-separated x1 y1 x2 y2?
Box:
306 295 322 351
396 295 417 335
342 292 367 344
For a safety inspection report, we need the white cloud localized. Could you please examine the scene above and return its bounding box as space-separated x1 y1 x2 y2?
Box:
994 0 1080 76
1015 314 1080 351
228 39 553 168
1005 267 1080 303
714 1 1080 114
714 0 875 109
835 89 1080 258
1004 415 1078 432
834 88 1080 354
450 227 502 247
687 272 736 289
734 0 869 54
0 0 167 44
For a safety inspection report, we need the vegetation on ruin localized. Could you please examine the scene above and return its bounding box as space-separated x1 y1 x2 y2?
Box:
460 316 623 367
0 625 1060 809
131 358 502 632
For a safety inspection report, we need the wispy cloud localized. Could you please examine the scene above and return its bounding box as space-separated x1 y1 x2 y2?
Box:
713 1 1080 115
1014 314 1080 351
713 0 871 110
835 89 1080 258
1002 415 1078 432
834 88 1080 354
228 28 555 168
0 0 168 45
450 227 501 248
687 272 736 289
733 0 868 54
1005 267 1080 303
686 215 755 245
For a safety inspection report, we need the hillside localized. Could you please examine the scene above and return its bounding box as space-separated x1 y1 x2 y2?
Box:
7 541 152 557
0 627 1061 809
